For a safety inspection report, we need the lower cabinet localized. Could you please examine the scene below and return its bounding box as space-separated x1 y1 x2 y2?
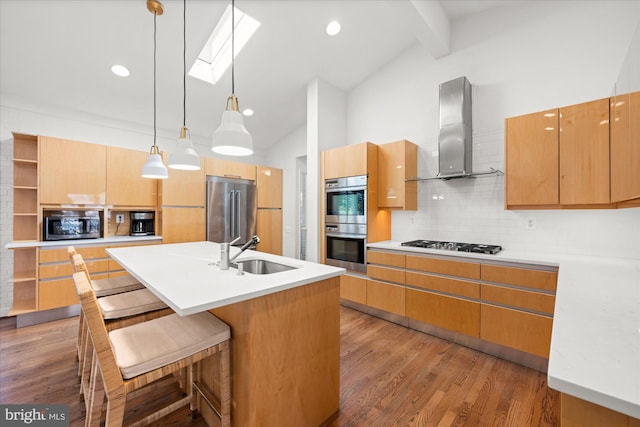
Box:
340 274 366 305
406 288 480 337
367 279 405 316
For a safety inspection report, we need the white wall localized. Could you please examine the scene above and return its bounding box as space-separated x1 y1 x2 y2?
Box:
347 1 640 259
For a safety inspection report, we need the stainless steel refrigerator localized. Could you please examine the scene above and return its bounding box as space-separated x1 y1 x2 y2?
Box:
206 176 257 245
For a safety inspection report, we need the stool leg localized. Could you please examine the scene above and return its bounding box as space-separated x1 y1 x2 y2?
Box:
220 341 231 427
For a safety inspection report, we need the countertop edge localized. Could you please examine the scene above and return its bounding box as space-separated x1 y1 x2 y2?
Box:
5 235 163 249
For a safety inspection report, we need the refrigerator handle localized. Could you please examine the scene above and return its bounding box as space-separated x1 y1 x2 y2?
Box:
234 190 241 240
228 190 235 243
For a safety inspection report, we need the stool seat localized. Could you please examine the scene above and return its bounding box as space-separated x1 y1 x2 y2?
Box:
98 288 169 320
92 274 144 297
110 312 231 379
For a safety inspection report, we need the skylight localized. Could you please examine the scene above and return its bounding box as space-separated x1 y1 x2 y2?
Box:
189 5 260 85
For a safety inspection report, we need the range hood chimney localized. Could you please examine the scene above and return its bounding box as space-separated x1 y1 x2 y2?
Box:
438 76 472 179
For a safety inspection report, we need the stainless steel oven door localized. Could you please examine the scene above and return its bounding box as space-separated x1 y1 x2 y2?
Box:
325 175 367 224
325 224 367 273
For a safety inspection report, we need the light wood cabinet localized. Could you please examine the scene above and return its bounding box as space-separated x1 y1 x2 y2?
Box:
560 393 640 427
340 274 366 304
610 90 640 203
106 146 158 207
161 207 205 244
10 248 38 315
205 157 256 181
256 209 282 255
377 139 418 210
367 264 405 284
160 152 205 207
39 136 106 205
256 165 282 208
406 271 480 299
406 255 480 279
367 279 405 316
559 98 610 205
323 143 372 179
505 109 559 208
406 288 480 337
481 264 557 292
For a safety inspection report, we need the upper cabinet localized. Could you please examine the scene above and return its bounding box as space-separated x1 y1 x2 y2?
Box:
377 139 418 210
256 165 283 209
505 109 559 208
505 96 628 209
106 146 158 207
323 143 372 179
40 136 106 205
205 158 256 181
160 152 205 207
559 98 610 206
610 90 640 204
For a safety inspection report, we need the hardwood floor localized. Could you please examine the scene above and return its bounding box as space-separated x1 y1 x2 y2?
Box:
0 306 558 426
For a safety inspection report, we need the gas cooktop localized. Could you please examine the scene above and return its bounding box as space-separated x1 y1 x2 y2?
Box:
401 240 502 255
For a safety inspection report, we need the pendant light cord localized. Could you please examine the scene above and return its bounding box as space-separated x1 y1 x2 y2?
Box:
231 0 235 95
153 9 157 148
183 0 186 127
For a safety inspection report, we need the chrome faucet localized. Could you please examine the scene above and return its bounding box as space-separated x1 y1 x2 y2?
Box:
218 235 260 270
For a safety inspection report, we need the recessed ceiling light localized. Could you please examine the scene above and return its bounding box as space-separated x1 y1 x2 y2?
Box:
242 108 254 117
326 20 341 36
111 65 130 77
189 5 260 85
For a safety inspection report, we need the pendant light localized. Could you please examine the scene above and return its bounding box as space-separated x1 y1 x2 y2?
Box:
142 0 169 179
211 0 253 156
168 0 200 170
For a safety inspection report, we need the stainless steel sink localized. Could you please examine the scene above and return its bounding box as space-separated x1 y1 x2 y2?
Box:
231 258 298 275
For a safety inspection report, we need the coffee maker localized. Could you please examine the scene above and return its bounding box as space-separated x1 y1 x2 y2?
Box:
130 212 155 236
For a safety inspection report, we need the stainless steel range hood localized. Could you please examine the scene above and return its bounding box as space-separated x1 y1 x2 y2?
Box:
438 76 473 179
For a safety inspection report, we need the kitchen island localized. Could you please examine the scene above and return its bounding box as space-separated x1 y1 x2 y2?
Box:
107 241 344 427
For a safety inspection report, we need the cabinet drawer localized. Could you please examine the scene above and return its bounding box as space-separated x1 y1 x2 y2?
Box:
367 264 405 284
406 271 479 299
366 279 405 316
40 245 108 263
406 255 480 279
38 278 79 310
341 274 367 305
406 288 480 338
367 250 405 268
480 304 553 358
481 284 555 315
481 264 557 292
40 259 110 279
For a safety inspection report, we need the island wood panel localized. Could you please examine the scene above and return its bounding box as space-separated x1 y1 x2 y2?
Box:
367 264 405 284
205 158 256 181
160 152 205 206
481 283 555 315
405 255 480 279
340 274 366 304
481 264 558 292
559 98 610 205
366 279 405 316
256 166 283 208
106 146 158 206
480 304 552 358
505 109 560 207
206 277 340 427
39 136 106 205
161 207 205 244
610 90 640 203
38 277 78 310
560 393 639 427
406 271 480 299
255 209 282 255
406 288 480 338
367 250 405 268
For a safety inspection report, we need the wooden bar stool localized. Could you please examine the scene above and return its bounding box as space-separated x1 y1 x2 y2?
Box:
73 272 231 427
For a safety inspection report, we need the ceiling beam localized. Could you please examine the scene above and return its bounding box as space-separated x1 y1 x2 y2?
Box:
386 0 450 58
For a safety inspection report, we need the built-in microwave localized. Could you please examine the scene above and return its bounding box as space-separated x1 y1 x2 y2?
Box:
43 210 102 241
325 223 367 273
325 175 367 225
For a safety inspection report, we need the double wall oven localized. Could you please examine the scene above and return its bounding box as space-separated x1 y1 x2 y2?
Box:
324 175 367 273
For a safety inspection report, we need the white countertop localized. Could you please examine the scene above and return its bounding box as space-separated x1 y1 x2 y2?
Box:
5 235 162 249
106 241 345 316
368 240 640 419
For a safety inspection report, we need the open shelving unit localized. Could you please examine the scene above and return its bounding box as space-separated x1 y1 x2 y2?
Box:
9 133 39 315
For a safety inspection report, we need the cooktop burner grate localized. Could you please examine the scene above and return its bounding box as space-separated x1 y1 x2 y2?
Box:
401 240 502 255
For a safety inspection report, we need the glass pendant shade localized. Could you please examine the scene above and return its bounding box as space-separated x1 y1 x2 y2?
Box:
169 127 201 170
212 96 253 156
142 145 169 179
